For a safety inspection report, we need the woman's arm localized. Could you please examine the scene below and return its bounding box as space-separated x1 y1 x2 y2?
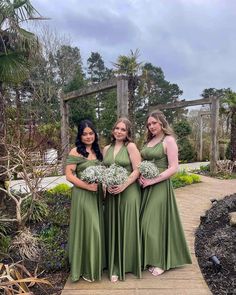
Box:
65 148 98 192
108 142 141 194
141 136 179 188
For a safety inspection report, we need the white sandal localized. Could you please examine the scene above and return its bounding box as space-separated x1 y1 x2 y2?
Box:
111 275 118 282
150 267 165 276
82 276 94 282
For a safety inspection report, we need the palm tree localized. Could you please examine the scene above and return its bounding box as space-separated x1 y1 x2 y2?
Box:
0 0 41 206
113 49 142 134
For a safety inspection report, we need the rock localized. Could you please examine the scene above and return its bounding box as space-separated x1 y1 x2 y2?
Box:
229 212 236 226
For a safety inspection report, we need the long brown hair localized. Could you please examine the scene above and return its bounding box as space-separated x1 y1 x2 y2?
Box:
146 110 175 142
111 117 133 145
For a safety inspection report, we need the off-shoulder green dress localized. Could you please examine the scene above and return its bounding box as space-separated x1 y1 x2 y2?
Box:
103 144 141 280
140 141 192 271
66 155 106 282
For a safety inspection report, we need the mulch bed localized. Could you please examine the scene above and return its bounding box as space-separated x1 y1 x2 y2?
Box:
195 193 236 295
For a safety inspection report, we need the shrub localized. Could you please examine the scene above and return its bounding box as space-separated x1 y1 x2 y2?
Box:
22 197 49 222
172 170 201 188
200 164 210 172
10 228 40 261
47 183 71 197
39 225 69 271
173 120 192 137
0 236 11 257
191 174 201 183
178 138 196 162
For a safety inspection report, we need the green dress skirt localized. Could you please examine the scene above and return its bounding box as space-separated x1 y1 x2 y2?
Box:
103 144 141 280
66 155 105 282
140 142 192 270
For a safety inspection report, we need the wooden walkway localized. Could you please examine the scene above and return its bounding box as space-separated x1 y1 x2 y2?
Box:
61 175 236 295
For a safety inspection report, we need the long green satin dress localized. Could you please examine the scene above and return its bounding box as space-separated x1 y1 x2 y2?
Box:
103 144 141 280
140 141 192 270
66 155 105 282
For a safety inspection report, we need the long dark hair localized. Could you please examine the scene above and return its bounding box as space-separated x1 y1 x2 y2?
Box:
111 117 133 145
75 120 103 161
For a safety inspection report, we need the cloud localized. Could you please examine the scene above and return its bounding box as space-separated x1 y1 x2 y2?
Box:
31 0 236 100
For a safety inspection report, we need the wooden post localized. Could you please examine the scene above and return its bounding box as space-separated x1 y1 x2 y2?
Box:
199 113 203 161
210 96 220 174
59 89 70 172
117 78 128 118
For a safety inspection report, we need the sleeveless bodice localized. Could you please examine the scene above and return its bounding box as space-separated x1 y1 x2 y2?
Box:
103 144 132 174
141 142 168 171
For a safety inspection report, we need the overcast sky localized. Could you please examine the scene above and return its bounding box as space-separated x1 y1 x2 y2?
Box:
30 0 236 100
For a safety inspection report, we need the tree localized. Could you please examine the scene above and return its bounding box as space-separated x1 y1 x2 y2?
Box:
87 52 115 136
173 120 196 162
113 49 142 134
135 62 186 137
201 88 236 162
0 0 41 206
224 90 236 162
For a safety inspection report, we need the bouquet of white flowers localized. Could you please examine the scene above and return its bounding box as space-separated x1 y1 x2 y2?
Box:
102 164 128 187
81 165 106 183
139 161 159 179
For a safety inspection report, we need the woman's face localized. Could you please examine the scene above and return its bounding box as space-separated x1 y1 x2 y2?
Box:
81 127 95 145
113 122 128 142
147 116 162 137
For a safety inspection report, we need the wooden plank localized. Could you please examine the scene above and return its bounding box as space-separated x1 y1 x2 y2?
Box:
61 290 210 295
150 97 211 111
63 78 118 101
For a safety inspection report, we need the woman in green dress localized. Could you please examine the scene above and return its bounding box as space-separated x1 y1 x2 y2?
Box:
65 120 105 282
139 110 192 276
103 118 142 282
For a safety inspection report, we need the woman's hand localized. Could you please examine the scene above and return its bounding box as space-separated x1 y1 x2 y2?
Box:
85 183 98 192
108 183 128 195
139 175 156 188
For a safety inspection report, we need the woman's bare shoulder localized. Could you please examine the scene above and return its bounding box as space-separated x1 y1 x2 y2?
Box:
164 135 176 144
69 147 82 157
127 142 138 151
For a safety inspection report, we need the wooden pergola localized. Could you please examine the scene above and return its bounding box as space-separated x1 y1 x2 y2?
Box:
59 76 129 169
59 75 220 174
151 96 220 174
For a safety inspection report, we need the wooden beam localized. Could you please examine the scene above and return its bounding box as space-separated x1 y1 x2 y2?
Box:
210 96 220 174
59 89 70 172
199 114 203 161
63 78 118 101
150 97 212 110
117 79 129 118
198 111 211 161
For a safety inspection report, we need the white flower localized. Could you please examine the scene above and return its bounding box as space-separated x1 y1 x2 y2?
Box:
81 165 105 183
102 164 128 187
139 161 159 179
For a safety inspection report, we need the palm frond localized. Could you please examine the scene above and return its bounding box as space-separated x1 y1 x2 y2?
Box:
0 51 29 83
